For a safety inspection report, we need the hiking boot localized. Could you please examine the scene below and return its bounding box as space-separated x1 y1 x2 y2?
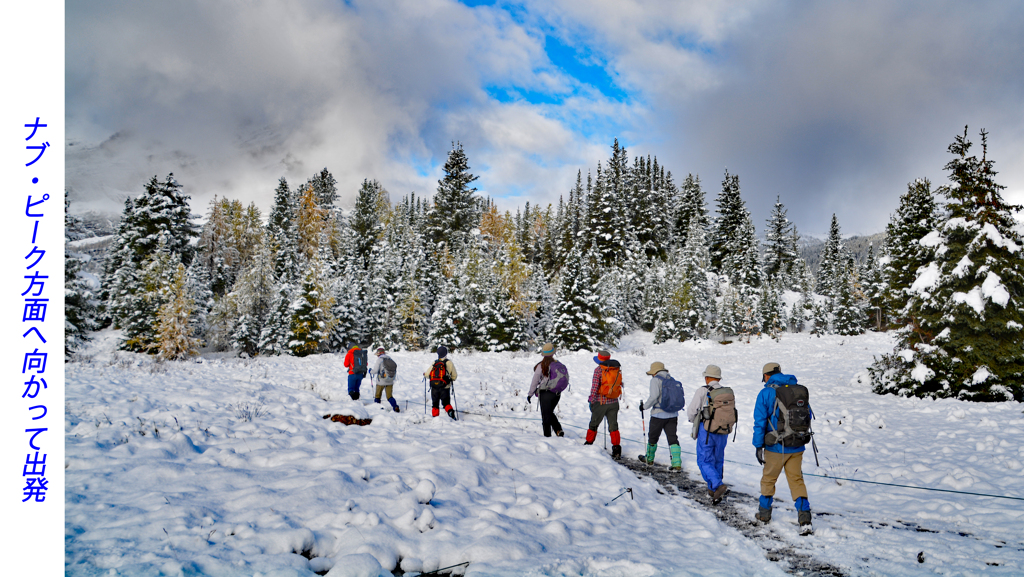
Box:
798 510 812 528
393 406 400 413
611 445 622 459
756 507 772 524
638 443 657 464
712 483 728 505
349 391 360 401
584 429 597 445
555 430 564 437
669 444 681 470
447 408 457 420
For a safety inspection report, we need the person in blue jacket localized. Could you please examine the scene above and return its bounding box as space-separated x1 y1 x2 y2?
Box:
752 362 812 531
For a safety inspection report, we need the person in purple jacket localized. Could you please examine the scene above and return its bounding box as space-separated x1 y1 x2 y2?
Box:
752 362 812 532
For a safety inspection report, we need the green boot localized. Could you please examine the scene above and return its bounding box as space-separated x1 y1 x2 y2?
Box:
638 443 657 464
669 444 682 470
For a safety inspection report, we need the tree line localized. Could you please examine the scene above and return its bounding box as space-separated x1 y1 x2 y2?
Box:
65 130 1023 401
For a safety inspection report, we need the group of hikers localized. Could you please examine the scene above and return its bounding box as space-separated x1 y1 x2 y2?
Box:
341 342 815 533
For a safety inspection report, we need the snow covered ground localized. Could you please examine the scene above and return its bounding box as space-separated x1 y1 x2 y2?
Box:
65 331 1024 576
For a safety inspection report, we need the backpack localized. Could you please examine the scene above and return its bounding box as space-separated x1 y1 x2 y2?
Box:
352 349 368 375
380 356 397 379
657 374 686 413
597 361 622 399
428 359 450 387
704 386 737 435
765 383 812 447
540 361 570 394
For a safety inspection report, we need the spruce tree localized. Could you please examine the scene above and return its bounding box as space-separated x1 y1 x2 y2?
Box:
352 179 386 265
882 179 938 325
550 244 609 350
288 253 336 357
764 196 799 283
425 142 480 252
673 174 708 251
871 128 1024 401
65 195 99 357
816 214 846 300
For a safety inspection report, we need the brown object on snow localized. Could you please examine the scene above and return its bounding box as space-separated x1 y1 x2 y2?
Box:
323 414 373 426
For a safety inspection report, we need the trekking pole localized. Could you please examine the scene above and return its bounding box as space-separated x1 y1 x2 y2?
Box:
640 402 646 437
451 381 459 420
422 376 427 415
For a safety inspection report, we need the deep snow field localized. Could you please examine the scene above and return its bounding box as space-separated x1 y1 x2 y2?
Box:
65 330 1024 576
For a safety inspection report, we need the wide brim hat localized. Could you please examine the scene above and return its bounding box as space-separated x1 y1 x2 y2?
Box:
539 343 556 356
702 364 722 379
646 362 666 375
593 350 611 363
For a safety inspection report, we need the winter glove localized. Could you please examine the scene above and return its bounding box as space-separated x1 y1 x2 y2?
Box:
527 395 532 404
755 448 765 465
639 401 645 411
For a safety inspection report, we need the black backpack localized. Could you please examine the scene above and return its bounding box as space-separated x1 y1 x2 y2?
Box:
765 383 812 447
352 349 368 375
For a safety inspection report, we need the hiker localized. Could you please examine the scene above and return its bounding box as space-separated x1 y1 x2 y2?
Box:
585 350 623 459
343 343 368 401
424 345 458 419
687 364 733 504
373 347 400 413
753 362 813 533
637 362 685 470
527 342 567 437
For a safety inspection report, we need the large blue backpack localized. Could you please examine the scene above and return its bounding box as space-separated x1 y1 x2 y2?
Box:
658 374 686 413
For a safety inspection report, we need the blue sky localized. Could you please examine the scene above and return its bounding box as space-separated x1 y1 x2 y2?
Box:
66 0 1024 235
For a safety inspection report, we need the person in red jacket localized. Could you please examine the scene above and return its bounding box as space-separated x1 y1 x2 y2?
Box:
585 350 623 459
343 344 368 400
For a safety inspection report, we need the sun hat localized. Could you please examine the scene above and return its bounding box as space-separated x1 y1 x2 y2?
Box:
762 362 781 375
646 362 666 375
539 343 556 356
703 364 722 379
593 350 611 363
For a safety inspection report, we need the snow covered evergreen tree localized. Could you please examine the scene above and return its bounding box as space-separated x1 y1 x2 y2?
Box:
816 214 846 300
871 128 1024 401
288 253 336 357
763 196 799 284
425 142 480 252
65 195 99 357
882 178 938 326
121 236 180 352
156 263 201 361
550 244 609 350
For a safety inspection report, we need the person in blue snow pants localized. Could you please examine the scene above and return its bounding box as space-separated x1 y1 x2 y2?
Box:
687 364 729 503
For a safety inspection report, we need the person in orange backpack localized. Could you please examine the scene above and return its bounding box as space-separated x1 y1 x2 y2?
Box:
423 345 458 419
343 343 368 401
584 350 623 459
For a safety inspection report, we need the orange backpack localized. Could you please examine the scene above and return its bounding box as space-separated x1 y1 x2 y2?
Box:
597 361 623 399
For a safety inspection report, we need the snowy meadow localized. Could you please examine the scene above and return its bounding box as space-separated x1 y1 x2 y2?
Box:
65 330 1024 576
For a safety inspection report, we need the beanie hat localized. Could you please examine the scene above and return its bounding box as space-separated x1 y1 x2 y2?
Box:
702 364 722 379
646 361 666 375
762 362 781 376
436 345 448 358
539 343 556 356
593 350 611 363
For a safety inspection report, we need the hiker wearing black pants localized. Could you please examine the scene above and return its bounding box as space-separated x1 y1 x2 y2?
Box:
423 345 457 419
527 342 565 437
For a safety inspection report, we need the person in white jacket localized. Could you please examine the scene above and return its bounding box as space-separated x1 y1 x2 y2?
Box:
638 362 683 470
373 347 400 413
688 364 729 504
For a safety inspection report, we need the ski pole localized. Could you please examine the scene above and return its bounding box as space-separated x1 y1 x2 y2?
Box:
640 402 646 437
423 376 427 415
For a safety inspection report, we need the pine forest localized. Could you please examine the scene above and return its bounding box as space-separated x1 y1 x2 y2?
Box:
66 131 1024 402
